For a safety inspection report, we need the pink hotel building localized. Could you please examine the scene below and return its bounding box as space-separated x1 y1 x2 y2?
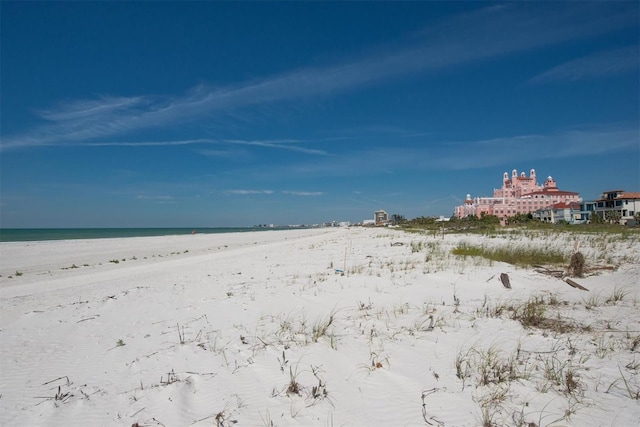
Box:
454 169 582 224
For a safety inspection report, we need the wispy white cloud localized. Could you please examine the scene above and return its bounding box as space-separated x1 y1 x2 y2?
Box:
1 3 635 151
225 189 274 195
224 189 324 196
530 46 639 84
282 124 639 177
197 148 245 159
135 194 176 204
435 125 640 170
136 195 174 200
223 139 330 156
37 96 147 121
345 194 388 209
85 138 212 147
29 137 331 156
282 191 324 196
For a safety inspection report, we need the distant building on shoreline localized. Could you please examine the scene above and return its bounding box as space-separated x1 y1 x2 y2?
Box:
374 209 389 226
582 190 640 225
534 190 640 225
454 168 581 224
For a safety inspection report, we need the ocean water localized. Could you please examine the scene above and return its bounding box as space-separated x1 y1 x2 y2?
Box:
0 227 291 242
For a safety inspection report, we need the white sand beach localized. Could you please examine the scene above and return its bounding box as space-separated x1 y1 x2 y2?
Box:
1 227 639 426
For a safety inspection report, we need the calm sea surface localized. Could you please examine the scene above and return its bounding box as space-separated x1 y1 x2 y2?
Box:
0 227 293 242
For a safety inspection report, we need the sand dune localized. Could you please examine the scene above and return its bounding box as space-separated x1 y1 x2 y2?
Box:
1 227 639 426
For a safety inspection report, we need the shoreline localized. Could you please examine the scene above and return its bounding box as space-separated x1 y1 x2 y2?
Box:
0 227 339 295
0 226 319 243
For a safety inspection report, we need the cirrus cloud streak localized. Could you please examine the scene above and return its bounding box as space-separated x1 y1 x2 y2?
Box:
1 3 635 152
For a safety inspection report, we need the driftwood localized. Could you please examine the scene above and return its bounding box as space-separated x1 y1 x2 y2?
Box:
586 265 616 272
533 265 565 278
564 278 589 291
500 273 511 289
534 264 615 279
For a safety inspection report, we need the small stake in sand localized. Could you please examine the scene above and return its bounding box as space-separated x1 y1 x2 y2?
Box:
343 246 347 274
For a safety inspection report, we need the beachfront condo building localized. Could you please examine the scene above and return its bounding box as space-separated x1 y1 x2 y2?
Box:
374 210 389 226
585 190 640 224
454 168 581 224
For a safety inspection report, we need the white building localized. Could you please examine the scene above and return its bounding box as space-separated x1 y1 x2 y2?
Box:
588 190 640 224
535 202 582 224
374 210 389 225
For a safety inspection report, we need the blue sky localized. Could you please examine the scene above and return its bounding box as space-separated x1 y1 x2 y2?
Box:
1 2 638 227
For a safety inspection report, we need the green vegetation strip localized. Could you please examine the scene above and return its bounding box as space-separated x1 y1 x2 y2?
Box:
452 242 566 267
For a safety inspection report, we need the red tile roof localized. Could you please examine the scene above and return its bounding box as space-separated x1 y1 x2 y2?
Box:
551 202 581 209
594 191 640 202
524 188 579 196
619 192 640 199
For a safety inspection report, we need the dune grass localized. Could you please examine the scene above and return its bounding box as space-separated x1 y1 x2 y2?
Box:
452 242 566 267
